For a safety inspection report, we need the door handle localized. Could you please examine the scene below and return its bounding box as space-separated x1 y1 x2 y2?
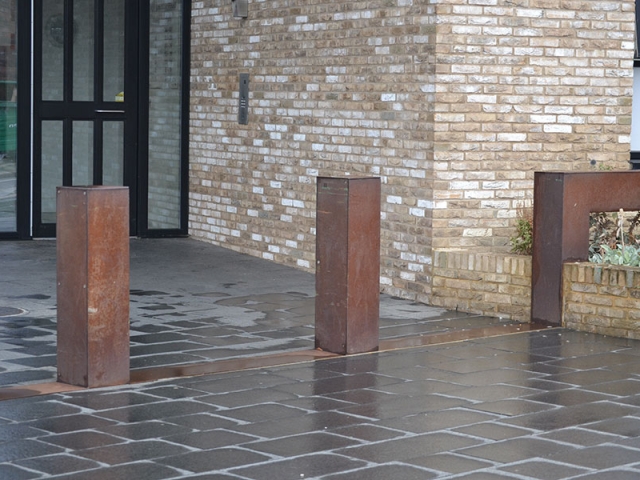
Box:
95 110 125 113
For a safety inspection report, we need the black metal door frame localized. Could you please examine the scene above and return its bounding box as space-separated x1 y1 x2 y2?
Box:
32 0 139 237
11 0 190 240
14 1 31 239
136 0 191 238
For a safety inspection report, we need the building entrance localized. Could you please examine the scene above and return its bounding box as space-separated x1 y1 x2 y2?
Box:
34 0 138 236
0 0 189 239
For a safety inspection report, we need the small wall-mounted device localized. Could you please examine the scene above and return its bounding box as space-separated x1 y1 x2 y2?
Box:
232 0 248 18
238 73 249 125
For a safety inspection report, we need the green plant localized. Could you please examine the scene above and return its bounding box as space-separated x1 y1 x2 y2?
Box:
589 209 640 267
589 244 640 267
510 217 533 256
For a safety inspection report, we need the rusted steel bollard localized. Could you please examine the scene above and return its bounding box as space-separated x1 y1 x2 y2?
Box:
315 176 380 354
56 186 130 387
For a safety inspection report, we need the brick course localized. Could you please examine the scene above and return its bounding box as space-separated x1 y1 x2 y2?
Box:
564 262 640 338
431 249 532 321
189 0 635 305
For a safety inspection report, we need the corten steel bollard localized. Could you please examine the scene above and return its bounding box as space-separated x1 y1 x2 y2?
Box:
315 176 380 354
56 186 130 387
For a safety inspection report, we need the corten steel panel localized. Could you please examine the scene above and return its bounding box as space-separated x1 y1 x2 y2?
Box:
531 171 640 325
316 178 349 353
346 178 381 353
57 186 130 387
315 177 380 354
531 173 565 325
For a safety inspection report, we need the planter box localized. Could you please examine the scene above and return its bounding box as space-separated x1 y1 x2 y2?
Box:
432 248 640 339
563 262 640 339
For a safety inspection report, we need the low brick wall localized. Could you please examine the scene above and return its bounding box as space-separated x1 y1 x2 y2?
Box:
431 249 532 322
432 250 640 338
563 262 640 339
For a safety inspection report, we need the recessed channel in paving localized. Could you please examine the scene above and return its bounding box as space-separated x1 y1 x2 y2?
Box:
0 238 538 397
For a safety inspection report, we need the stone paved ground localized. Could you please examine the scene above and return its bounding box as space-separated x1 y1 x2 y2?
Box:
2 329 640 479
0 238 519 386
3 239 640 478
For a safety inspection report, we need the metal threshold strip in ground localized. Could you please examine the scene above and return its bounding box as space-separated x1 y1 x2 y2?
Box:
0 322 549 402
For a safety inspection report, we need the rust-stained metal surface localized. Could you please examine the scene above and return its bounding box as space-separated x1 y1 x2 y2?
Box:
315 177 380 354
0 382 83 401
57 186 130 387
130 349 339 384
532 171 640 325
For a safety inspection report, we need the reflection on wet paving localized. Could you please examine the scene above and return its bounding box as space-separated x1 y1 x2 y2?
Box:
129 291 316 368
0 281 532 388
0 238 541 391
1 329 640 477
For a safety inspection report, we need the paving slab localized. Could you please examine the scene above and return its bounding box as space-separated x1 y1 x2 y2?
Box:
3 238 640 478
0 330 637 478
0 238 524 387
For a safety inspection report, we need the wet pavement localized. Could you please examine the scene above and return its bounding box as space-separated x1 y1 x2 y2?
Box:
2 239 640 478
0 238 522 387
3 329 640 479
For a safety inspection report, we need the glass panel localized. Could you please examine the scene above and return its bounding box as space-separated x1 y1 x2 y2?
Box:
72 121 93 185
73 0 94 101
148 0 182 229
0 0 17 232
103 0 125 102
41 122 63 224
42 0 64 101
103 122 123 185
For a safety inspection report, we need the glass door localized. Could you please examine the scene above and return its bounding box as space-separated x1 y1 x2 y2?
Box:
33 0 138 236
0 0 18 235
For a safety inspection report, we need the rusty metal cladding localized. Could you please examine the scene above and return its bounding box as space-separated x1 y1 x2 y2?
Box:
315 177 380 354
532 171 640 326
57 186 130 388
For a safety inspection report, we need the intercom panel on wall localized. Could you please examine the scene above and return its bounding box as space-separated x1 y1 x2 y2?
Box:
232 0 248 18
238 73 249 125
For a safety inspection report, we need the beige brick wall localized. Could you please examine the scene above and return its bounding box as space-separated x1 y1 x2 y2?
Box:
431 0 635 251
189 0 635 305
564 262 640 338
432 249 532 321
